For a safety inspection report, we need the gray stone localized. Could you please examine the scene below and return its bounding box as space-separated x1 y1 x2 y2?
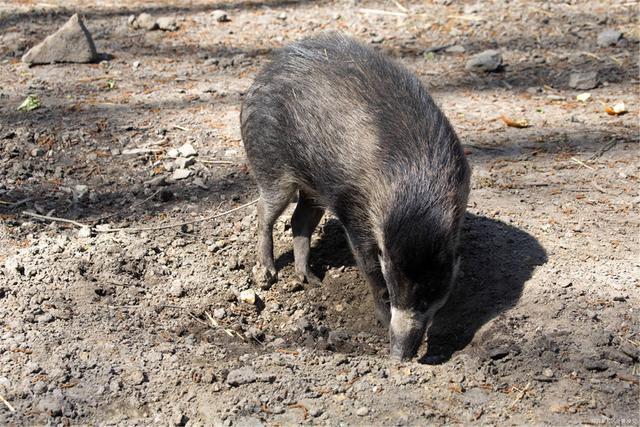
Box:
569 71 598 90
36 395 64 416
177 143 197 157
465 50 502 72
134 13 158 31
597 29 623 47
157 17 178 31
4 256 24 276
169 282 185 298
73 184 89 202
175 157 195 169
211 10 230 22
78 227 92 238
445 45 466 53
356 406 370 416
22 14 97 65
33 380 48 395
226 367 257 386
170 168 191 181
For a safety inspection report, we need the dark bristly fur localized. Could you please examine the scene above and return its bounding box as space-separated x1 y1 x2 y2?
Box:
241 33 470 361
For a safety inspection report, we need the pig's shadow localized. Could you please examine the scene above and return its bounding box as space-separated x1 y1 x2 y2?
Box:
274 214 546 362
420 213 547 364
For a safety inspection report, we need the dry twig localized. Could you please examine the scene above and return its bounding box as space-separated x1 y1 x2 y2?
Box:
509 382 531 409
22 199 259 234
22 211 89 228
0 393 16 412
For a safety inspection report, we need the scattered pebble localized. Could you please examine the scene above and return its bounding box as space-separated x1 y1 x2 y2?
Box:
157 16 178 31
169 282 185 298
465 50 502 72
569 71 598 90
211 10 230 22
597 29 623 47
239 289 257 305
177 143 197 157
356 406 370 416
132 13 158 30
170 168 192 181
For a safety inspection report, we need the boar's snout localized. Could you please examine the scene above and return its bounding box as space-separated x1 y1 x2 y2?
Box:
389 307 429 361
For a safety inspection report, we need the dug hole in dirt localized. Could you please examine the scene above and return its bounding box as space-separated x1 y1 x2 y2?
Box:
0 0 638 425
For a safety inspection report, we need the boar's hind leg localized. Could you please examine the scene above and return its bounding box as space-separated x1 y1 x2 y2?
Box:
254 186 293 284
350 239 391 327
291 192 325 285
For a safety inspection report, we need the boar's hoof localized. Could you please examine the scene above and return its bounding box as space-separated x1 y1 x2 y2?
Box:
252 263 277 288
297 271 322 286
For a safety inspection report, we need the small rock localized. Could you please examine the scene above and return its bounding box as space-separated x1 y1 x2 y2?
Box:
597 29 623 47
157 16 178 31
37 395 64 416
129 370 147 385
239 289 256 305
542 368 554 378
371 35 385 44
226 367 257 386
284 281 304 293
73 184 89 202
445 45 466 53
569 71 598 90
167 148 180 158
177 143 197 157
213 308 226 319
356 406 370 416
33 381 48 395
225 291 237 302
295 317 312 331
175 157 195 169
465 50 502 72
4 256 24 276
0 377 11 392
134 13 158 30
22 14 98 65
488 346 510 360
172 412 188 426
169 282 185 298
132 60 141 69
193 177 208 190
170 168 192 181
30 147 45 157
109 378 122 392
211 10 230 22
145 175 167 187
78 227 92 238
583 357 608 372
309 407 323 417
276 12 288 20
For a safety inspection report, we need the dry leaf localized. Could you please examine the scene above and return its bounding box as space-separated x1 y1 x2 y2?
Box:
500 115 530 128
604 101 627 115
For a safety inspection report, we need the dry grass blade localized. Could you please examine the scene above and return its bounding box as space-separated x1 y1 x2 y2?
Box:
0 393 16 412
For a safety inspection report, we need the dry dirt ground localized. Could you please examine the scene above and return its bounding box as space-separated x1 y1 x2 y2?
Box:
0 0 639 425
